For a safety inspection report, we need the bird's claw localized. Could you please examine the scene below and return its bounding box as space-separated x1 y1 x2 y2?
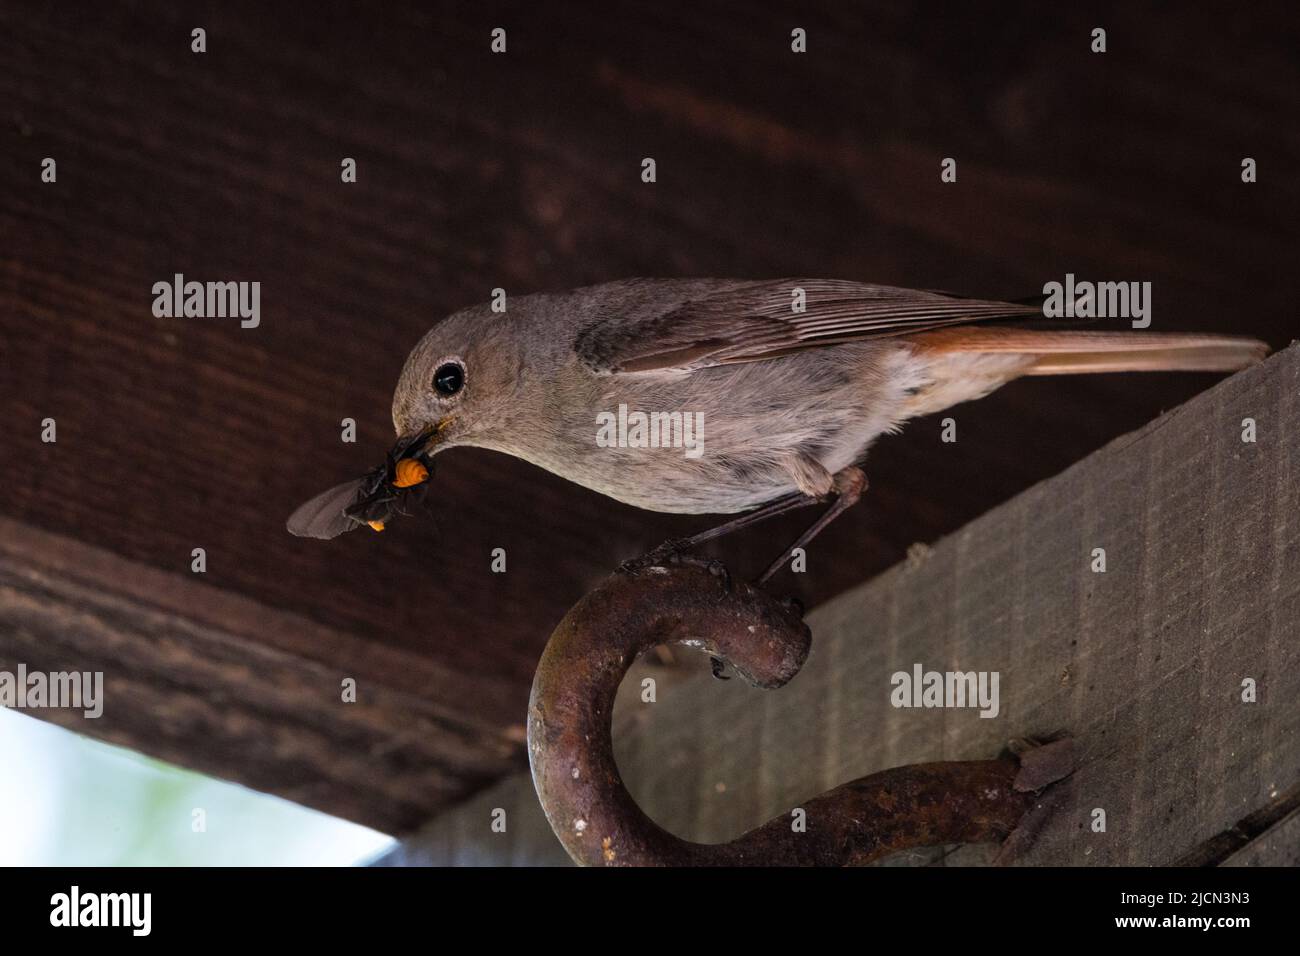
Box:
617 545 733 594
616 538 690 575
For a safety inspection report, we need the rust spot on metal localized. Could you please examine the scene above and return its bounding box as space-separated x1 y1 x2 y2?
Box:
527 557 1073 866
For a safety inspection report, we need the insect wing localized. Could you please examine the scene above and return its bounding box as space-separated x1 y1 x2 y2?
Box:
344 486 399 524
286 478 370 539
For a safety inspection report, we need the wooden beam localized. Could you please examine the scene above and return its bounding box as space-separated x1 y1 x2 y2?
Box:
377 346 1300 864
0 518 526 834
2 1 1295 822
1222 807 1300 867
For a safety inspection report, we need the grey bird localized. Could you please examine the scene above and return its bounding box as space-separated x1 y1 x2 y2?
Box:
287 278 1267 580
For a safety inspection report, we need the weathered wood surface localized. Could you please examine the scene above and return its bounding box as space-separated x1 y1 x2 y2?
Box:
0 516 525 834
1222 808 1300 867
377 346 1300 865
2 1 1297 822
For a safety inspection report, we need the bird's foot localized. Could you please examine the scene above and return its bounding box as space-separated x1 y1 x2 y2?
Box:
617 543 733 591
616 538 690 575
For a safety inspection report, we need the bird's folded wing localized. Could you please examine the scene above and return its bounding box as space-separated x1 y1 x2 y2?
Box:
574 279 1040 374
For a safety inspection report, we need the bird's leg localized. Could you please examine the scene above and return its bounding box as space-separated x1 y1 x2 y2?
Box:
756 467 867 585
617 489 820 574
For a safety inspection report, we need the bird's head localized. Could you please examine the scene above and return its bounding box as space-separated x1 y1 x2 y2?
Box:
285 304 528 539
390 305 526 457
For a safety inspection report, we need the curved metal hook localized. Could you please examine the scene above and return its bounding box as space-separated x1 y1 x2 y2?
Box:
528 558 1072 866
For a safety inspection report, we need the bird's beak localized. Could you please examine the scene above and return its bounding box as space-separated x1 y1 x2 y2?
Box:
389 419 444 463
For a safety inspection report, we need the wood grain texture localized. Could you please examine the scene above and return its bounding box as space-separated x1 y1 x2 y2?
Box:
1222 809 1300 867
379 347 1299 864
0 517 525 834
1 1 1297 816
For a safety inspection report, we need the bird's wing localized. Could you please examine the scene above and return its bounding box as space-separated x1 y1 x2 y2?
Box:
574 279 1041 374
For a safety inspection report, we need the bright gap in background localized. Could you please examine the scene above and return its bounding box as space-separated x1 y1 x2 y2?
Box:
0 707 395 865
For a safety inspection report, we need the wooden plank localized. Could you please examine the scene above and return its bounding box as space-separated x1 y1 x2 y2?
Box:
378 346 1300 864
1222 807 1300 867
0 517 525 834
2 1 1297 810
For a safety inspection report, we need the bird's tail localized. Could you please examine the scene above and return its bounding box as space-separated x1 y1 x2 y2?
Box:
912 327 1268 374
900 327 1268 416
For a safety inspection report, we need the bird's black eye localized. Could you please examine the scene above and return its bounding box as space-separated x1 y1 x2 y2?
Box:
433 362 464 396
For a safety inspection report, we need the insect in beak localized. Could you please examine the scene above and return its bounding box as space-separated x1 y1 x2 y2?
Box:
285 425 439 539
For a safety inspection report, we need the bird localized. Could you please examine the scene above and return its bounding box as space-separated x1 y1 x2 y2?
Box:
287 278 1267 581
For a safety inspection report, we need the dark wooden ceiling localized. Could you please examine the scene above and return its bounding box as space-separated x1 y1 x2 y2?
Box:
2 1 1296 831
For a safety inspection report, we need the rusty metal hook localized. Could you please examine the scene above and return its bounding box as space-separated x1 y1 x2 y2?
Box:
527 558 1072 866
